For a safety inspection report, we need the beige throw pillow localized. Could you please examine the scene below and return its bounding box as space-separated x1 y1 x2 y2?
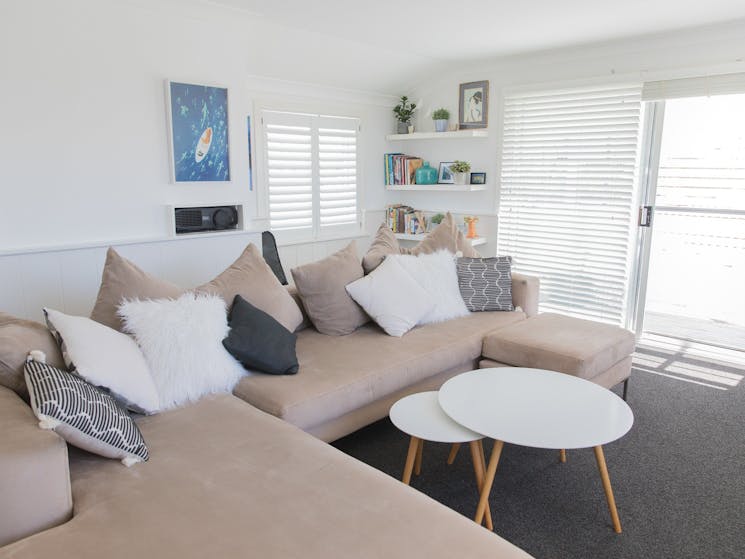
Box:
0 313 66 399
91 248 184 331
291 242 369 336
362 223 402 274
91 245 302 334
409 213 480 257
197 244 303 332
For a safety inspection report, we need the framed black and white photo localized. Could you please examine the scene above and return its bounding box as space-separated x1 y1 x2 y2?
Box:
459 80 489 129
438 162 455 184
470 172 486 184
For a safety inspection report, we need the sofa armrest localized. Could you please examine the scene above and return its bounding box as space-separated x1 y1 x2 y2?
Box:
0 386 72 547
512 272 540 318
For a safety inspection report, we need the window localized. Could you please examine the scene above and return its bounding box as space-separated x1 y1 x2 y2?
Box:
498 83 643 326
261 110 360 241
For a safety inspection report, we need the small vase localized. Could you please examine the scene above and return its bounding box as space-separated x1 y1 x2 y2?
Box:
415 161 438 185
453 172 468 185
408 125 415 134
434 119 448 132
397 121 408 134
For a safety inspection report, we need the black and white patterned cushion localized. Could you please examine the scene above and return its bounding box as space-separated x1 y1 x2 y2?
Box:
456 256 514 312
24 354 149 466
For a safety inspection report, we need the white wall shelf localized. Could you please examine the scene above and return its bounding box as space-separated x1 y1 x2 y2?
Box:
385 183 487 192
386 130 489 141
395 233 486 247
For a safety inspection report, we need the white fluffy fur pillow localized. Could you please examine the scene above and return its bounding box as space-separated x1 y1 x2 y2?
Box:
118 293 245 410
391 250 470 324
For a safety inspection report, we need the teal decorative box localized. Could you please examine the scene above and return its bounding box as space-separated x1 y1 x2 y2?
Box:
415 161 437 185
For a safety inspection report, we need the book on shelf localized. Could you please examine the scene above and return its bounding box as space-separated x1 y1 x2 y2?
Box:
385 204 427 235
384 153 424 186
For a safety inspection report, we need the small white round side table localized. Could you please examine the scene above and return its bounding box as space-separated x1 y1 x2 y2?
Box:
389 391 494 529
439 368 634 533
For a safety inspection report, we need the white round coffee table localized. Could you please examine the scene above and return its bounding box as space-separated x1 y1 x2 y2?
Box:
389 391 494 529
438 368 634 533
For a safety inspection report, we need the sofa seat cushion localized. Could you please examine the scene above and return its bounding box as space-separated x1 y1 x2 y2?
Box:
482 313 636 380
234 311 526 431
0 395 531 559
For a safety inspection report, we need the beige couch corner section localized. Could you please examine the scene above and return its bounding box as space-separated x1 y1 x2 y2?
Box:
480 312 635 390
0 395 531 559
0 387 72 547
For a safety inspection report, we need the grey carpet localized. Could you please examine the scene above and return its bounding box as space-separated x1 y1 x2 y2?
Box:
333 348 745 559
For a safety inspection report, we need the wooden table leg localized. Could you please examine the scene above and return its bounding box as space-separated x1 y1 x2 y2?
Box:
594 445 622 533
402 437 420 485
414 439 424 476
474 440 504 525
469 441 494 530
447 443 461 465
559 449 567 463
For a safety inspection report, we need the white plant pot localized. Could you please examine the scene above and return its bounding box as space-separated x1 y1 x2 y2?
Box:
434 119 448 132
453 172 468 185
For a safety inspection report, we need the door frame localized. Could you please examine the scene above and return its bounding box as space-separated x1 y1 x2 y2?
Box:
626 100 665 336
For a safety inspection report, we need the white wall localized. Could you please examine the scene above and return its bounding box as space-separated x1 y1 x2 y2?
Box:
394 20 745 223
0 0 402 253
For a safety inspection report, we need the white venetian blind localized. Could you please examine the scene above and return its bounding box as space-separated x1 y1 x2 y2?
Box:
498 83 643 325
642 72 745 101
262 110 359 239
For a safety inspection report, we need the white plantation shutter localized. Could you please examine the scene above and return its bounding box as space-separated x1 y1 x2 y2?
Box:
263 111 360 239
264 112 314 232
498 83 643 325
318 116 358 232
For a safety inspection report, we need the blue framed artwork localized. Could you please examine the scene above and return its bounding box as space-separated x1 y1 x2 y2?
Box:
167 81 230 182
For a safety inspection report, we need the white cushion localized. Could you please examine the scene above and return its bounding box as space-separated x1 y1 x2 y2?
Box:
345 257 433 337
43 308 160 414
118 293 245 410
391 250 470 324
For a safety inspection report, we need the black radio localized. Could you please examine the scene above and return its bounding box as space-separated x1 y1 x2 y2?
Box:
174 205 239 234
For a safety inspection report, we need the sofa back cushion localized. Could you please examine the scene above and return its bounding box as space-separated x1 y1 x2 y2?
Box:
91 248 184 331
408 213 480 257
196 243 302 333
0 313 65 399
91 245 303 334
362 223 401 274
291 242 369 336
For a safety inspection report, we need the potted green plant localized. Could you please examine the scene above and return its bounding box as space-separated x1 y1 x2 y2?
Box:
428 212 445 231
393 95 417 134
450 161 471 185
432 108 450 133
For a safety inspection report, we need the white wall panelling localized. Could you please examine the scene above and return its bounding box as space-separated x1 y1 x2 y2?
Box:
0 231 380 323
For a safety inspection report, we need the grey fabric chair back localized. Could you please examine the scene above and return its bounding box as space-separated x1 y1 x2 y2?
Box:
262 231 288 285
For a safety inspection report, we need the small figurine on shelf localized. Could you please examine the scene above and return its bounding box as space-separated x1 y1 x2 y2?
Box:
464 215 479 239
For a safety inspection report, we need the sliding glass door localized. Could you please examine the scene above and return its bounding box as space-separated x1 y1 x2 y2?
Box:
633 94 745 350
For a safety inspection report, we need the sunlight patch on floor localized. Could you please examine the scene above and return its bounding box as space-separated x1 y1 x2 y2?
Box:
634 333 745 390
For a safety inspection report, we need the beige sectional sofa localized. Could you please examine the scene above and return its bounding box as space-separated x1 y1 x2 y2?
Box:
0 272 539 557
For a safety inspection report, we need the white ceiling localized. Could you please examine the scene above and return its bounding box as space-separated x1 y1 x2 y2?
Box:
207 0 745 62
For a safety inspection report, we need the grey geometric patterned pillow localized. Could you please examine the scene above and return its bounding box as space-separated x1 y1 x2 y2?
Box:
24 353 149 466
456 256 514 312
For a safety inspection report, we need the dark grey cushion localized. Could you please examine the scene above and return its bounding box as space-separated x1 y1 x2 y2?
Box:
223 295 299 375
456 256 514 312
